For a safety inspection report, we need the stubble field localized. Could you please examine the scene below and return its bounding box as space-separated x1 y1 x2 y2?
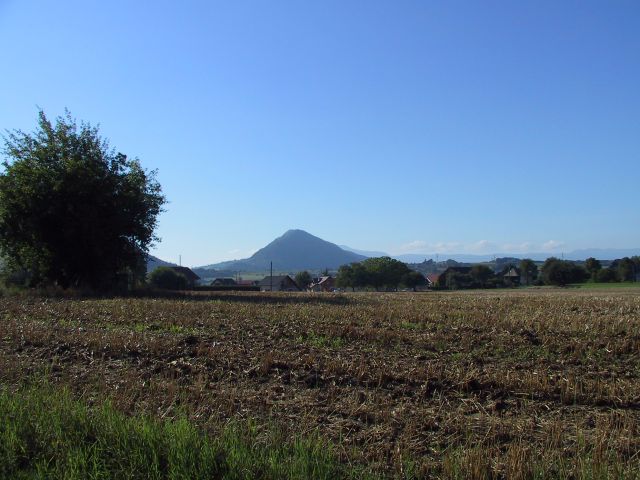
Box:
1 288 639 478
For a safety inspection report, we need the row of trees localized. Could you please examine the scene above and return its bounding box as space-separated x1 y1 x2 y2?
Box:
540 256 639 286
585 257 639 283
335 257 425 291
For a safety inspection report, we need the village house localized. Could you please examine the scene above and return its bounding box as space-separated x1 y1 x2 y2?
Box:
426 273 440 288
168 266 200 289
309 276 335 292
499 266 521 286
257 275 301 292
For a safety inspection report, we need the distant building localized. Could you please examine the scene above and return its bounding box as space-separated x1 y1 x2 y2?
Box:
211 278 237 286
309 276 335 292
500 267 521 286
257 275 301 292
426 273 440 287
168 266 200 289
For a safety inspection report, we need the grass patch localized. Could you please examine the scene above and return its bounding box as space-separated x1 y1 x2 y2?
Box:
298 331 346 349
570 282 640 289
0 385 371 480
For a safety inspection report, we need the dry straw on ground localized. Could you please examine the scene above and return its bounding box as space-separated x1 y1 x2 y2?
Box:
1 288 639 478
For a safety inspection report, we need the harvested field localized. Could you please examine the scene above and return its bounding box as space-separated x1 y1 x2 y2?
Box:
1 289 639 478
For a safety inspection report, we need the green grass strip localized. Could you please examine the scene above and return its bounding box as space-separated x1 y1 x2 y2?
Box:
0 385 370 480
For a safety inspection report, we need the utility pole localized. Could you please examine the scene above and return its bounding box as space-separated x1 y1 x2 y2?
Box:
179 254 181 266
270 261 273 292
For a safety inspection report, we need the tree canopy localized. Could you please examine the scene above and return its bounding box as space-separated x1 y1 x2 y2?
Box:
294 271 312 290
519 259 538 286
540 258 588 286
337 257 413 291
0 111 165 289
148 267 187 290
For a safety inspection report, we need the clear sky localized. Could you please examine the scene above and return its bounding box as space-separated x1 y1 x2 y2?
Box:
1 1 639 266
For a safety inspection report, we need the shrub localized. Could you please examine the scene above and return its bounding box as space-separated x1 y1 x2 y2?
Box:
148 267 187 290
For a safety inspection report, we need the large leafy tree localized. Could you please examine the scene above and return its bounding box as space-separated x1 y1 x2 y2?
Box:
401 270 426 291
294 270 312 290
336 262 368 291
470 264 494 288
360 256 410 291
519 258 538 286
540 257 588 286
584 257 602 281
615 257 635 282
0 110 165 289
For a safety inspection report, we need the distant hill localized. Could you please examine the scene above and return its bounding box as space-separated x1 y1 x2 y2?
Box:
340 245 388 258
396 249 640 263
146 255 176 273
198 229 366 272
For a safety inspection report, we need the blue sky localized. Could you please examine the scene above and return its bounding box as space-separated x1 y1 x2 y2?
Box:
1 1 639 266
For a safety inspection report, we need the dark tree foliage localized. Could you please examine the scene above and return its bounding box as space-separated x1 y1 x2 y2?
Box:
442 272 473 290
337 257 411 291
335 264 355 291
360 256 411 291
401 270 426 291
584 257 602 281
519 259 538 286
148 267 187 290
541 258 588 286
615 257 636 282
0 111 165 289
294 270 312 290
336 262 368 291
470 264 494 288
596 268 617 283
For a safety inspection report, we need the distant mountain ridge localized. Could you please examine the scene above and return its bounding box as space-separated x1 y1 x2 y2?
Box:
198 229 366 272
146 254 176 272
342 246 640 263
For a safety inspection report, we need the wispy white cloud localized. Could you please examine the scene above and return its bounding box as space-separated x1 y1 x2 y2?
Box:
392 239 568 255
396 240 429 253
468 240 496 253
542 240 565 251
393 241 463 254
502 242 534 253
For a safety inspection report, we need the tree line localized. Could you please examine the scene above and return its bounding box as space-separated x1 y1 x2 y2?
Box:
336 257 425 291
335 255 639 291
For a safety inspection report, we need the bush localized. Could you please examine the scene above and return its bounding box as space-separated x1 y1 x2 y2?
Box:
541 258 588 286
148 267 187 290
596 268 617 283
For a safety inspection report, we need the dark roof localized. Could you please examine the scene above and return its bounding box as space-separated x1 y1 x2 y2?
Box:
503 267 520 277
169 266 200 281
257 275 296 287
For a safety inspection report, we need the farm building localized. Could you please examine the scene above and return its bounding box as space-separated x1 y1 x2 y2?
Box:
309 276 335 292
257 275 301 292
168 266 200 289
500 266 521 286
211 278 237 286
426 273 440 287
